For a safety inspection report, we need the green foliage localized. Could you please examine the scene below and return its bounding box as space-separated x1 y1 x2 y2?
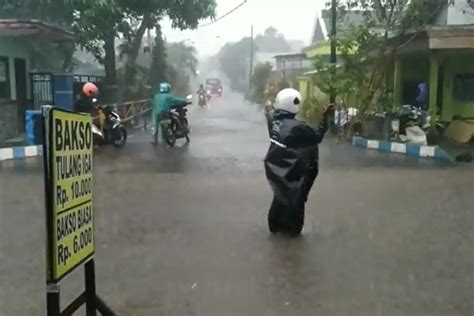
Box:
167 65 190 97
254 26 291 53
72 0 125 63
72 0 216 86
313 0 446 118
217 26 291 92
0 0 73 25
167 42 198 75
165 41 198 97
299 88 328 124
148 25 167 90
217 37 253 92
248 62 273 104
162 0 217 30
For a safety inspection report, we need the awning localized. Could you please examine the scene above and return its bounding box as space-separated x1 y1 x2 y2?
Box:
0 20 73 41
427 25 474 49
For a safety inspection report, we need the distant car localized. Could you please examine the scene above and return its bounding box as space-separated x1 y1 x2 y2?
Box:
206 78 223 96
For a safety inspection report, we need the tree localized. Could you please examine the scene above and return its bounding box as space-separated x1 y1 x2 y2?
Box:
165 41 198 96
217 37 253 91
72 0 126 85
0 0 73 25
117 0 216 85
312 0 445 118
73 0 216 86
166 41 198 76
248 62 273 104
148 24 167 90
217 26 291 92
254 26 291 53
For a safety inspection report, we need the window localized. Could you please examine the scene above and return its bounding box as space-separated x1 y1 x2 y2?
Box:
0 56 10 99
206 79 221 85
453 74 474 102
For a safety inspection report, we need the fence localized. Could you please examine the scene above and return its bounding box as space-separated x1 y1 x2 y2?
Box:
93 99 152 131
31 73 54 108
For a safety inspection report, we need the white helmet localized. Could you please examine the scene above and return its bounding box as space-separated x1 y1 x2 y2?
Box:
274 88 303 114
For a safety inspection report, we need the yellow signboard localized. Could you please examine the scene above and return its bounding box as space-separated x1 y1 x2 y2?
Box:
45 108 94 281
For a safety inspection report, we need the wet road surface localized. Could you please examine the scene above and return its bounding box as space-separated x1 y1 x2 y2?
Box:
1 92 473 315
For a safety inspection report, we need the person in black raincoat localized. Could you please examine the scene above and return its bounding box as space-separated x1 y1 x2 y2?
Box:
264 88 334 236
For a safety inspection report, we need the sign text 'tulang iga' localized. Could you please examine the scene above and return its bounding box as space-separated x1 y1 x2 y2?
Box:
54 118 93 181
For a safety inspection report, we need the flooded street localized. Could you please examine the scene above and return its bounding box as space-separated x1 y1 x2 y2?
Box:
1 93 473 315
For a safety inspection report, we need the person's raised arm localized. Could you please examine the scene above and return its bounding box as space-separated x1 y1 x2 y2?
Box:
291 104 335 145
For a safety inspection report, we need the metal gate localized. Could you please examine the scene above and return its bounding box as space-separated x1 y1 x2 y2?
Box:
31 73 54 108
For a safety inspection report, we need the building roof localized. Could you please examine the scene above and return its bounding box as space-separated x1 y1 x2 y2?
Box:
273 53 307 60
255 52 277 64
303 41 357 58
311 18 326 44
389 25 474 53
321 9 366 37
310 9 367 45
0 19 73 41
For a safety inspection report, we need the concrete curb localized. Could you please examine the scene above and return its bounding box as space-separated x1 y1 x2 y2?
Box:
352 136 454 162
0 145 43 161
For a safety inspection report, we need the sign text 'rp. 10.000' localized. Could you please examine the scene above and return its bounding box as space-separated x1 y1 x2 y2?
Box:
45 108 94 281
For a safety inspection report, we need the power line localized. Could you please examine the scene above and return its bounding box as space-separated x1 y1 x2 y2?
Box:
199 0 249 28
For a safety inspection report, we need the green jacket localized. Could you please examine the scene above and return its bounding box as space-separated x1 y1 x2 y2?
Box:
152 92 188 129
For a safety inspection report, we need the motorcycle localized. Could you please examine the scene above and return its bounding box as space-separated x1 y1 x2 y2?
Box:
92 100 127 147
160 95 192 147
389 105 431 145
198 92 207 107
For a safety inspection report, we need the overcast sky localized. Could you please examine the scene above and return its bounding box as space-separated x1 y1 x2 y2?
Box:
161 0 325 57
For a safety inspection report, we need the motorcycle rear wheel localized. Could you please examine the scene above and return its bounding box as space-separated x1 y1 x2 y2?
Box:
164 125 176 147
112 126 127 148
182 118 190 143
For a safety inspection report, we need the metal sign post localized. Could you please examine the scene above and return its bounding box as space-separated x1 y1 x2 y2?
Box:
42 106 115 316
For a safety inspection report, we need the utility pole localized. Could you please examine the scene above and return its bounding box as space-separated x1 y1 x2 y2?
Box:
330 0 337 104
249 24 254 89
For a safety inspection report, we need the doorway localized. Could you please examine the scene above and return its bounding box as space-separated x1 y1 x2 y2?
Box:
14 58 27 131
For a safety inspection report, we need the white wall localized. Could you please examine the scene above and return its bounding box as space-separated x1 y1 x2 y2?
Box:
447 0 474 25
0 37 31 100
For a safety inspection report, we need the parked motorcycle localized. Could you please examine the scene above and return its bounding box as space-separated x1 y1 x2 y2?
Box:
160 95 192 147
389 104 431 144
92 101 127 147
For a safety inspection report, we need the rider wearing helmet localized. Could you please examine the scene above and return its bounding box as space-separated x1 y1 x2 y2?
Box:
196 84 207 106
75 82 99 114
152 82 190 144
264 88 334 236
197 84 205 94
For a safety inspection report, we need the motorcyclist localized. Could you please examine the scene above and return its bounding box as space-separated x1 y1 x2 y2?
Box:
151 82 190 144
197 84 207 106
264 88 334 236
197 84 206 95
74 82 99 114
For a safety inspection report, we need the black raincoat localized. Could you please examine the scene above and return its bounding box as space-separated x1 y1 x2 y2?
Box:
264 109 328 235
